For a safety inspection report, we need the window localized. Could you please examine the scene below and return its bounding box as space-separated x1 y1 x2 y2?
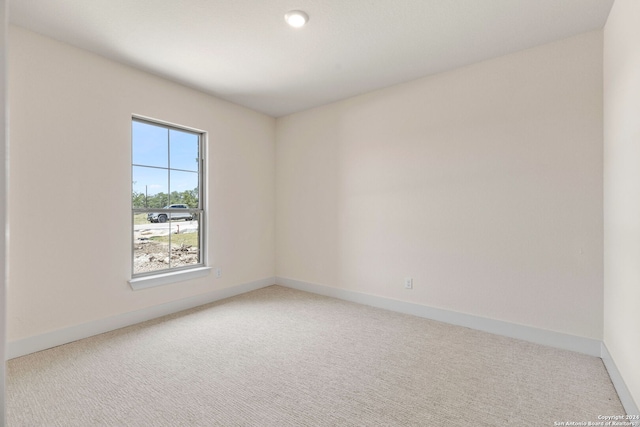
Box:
131 118 205 279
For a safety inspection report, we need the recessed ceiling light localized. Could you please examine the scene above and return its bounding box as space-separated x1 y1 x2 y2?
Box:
285 10 309 28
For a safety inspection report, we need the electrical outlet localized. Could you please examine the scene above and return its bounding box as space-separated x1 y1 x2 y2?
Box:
215 268 222 278
404 277 413 289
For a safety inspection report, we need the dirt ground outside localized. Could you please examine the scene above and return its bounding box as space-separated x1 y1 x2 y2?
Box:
134 235 199 274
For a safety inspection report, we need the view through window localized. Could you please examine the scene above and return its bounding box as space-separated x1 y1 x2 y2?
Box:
132 118 204 276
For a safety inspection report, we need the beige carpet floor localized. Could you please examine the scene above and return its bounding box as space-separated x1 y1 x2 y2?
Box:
7 285 624 426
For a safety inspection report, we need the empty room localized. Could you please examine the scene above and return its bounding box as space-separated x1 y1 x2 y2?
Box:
0 0 639 425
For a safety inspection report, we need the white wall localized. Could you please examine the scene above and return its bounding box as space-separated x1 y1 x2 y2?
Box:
7 26 276 341
604 0 640 411
0 2 6 424
276 31 604 339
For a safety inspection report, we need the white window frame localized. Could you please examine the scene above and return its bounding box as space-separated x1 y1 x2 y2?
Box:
129 116 209 289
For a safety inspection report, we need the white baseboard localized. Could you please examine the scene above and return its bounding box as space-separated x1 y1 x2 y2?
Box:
601 343 640 416
276 276 602 357
7 276 276 360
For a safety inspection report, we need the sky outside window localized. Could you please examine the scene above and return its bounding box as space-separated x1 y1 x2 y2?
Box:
170 129 199 172
132 121 200 198
132 121 168 168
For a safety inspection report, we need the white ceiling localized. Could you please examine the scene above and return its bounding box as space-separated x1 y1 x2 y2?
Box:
9 0 614 117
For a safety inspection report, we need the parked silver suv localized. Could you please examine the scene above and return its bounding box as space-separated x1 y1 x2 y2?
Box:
147 204 193 223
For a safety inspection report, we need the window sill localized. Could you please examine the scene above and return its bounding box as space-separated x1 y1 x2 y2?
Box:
129 267 211 291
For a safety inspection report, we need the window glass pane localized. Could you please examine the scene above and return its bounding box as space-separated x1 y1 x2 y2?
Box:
169 170 199 207
133 215 171 274
132 121 168 168
132 118 204 279
168 217 200 268
169 129 199 172
133 166 169 209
